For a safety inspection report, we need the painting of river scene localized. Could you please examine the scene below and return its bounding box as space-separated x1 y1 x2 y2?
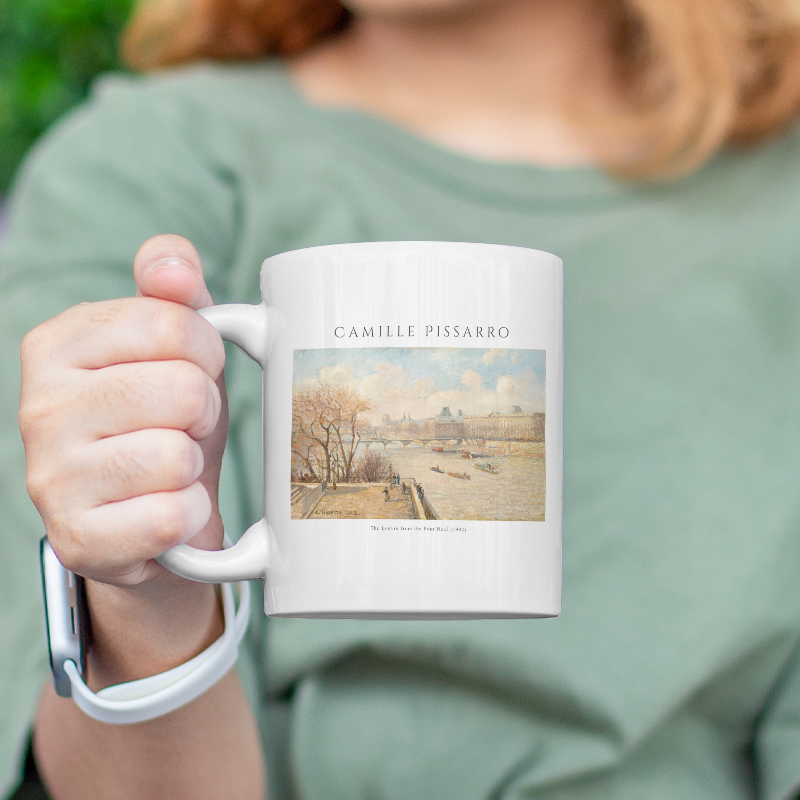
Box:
291 348 546 522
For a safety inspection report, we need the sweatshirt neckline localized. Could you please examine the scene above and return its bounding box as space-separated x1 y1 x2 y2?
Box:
254 61 664 209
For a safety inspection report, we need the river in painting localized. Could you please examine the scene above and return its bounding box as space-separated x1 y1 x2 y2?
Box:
360 442 546 522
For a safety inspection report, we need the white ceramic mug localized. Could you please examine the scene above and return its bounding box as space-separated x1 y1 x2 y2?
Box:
157 241 563 619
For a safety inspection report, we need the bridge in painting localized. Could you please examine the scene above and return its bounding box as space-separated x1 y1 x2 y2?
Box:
365 437 465 450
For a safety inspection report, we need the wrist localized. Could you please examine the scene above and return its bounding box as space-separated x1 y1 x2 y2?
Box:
84 577 223 691
40 533 251 724
66 578 249 725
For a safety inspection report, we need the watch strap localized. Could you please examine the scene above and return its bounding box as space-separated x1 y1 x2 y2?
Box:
64 578 250 724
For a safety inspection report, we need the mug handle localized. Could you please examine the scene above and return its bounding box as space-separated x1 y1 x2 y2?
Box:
156 302 275 583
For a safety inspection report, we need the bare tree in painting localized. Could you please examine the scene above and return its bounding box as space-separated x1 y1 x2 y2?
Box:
330 387 373 481
292 383 374 483
292 385 333 482
354 450 394 483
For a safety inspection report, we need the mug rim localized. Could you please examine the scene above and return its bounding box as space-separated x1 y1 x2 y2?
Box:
262 240 563 269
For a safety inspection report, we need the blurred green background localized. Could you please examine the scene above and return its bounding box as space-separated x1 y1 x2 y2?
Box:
0 0 134 194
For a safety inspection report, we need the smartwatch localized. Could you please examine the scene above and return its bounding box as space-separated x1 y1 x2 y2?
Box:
39 536 250 724
40 538 90 698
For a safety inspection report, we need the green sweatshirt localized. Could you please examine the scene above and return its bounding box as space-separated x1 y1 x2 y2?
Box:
1 62 800 800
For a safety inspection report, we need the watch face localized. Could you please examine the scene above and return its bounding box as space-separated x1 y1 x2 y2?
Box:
40 538 86 697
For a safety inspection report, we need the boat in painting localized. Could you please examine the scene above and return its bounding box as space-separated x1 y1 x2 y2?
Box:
447 471 471 480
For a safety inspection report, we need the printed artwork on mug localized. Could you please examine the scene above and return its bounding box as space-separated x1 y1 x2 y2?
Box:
291 348 546 522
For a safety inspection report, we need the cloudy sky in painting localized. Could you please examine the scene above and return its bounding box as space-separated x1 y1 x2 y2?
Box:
293 348 545 423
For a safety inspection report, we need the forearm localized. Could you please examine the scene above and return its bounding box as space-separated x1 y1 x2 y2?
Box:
33 580 265 800
20 236 265 799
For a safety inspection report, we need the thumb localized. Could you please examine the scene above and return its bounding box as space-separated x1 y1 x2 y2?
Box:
133 234 213 310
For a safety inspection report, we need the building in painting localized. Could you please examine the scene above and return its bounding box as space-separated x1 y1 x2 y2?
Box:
464 410 545 442
376 407 544 442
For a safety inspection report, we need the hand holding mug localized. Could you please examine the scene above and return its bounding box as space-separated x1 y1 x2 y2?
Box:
20 235 229 683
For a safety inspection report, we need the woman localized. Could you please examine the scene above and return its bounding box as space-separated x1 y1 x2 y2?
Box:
3 0 800 798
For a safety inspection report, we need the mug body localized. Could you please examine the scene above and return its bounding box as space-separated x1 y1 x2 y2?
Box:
261 241 562 618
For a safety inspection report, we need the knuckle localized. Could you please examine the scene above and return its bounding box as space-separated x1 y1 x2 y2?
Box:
20 312 67 359
44 516 88 574
150 494 191 549
25 464 52 506
163 434 202 487
171 363 213 425
18 396 52 439
19 325 44 365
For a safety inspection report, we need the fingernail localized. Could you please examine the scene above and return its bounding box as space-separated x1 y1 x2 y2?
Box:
149 256 195 273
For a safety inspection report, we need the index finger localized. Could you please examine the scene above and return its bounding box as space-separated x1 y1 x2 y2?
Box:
52 296 225 379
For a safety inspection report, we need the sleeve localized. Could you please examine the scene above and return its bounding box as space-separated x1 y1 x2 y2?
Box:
0 71 239 798
756 635 800 800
